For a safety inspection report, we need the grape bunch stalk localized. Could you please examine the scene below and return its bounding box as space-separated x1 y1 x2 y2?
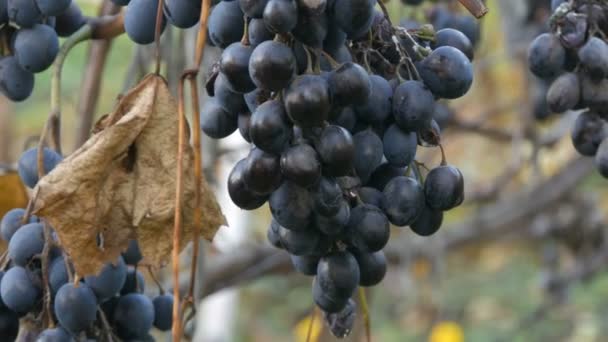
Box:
528 0 608 178
185 0 477 333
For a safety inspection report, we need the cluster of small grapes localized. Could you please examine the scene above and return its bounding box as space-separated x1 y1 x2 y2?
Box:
0 0 87 102
527 1 608 178
0 148 173 341
196 0 472 328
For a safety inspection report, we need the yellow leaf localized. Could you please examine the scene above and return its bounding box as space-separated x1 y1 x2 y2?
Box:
294 312 323 342
429 321 464 342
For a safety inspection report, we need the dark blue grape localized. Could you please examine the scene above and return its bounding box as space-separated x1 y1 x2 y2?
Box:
120 268 145 295
352 130 383 183
35 0 71 16
200 99 238 139
1 266 41 314
284 74 331 127
249 41 296 91
0 309 18 341
37 326 72 342
55 3 86 37
323 298 356 338
315 251 360 311
122 239 142 266
220 42 256 93
353 250 386 287
333 0 375 38
327 62 371 106
383 125 417 167
84 256 128 302
152 294 173 331
382 176 424 226
0 56 35 102
277 223 320 255
269 181 313 231
249 99 293 154
1 208 37 242
392 80 434 131
14 24 59 73
432 28 474 61
424 165 464 210
571 111 606 156
112 0 131 5
410 204 443 236
125 0 167 45
113 293 155 339
8 222 44 266
164 0 200 29
214 73 247 115
228 159 269 210
527 33 566 79
357 187 383 208
54 283 97 333
314 201 349 236
242 147 283 195
17 147 63 188
248 18 273 46
418 46 473 99
49 256 69 296
345 204 389 252
291 254 320 276
208 0 244 48
313 177 343 217
280 143 322 188
7 0 42 27
354 75 392 124
239 0 269 18
317 125 355 177
263 0 297 33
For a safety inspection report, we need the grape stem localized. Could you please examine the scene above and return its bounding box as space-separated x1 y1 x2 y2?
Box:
241 15 251 46
358 288 371 342
154 0 165 75
148 265 166 295
97 307 116 342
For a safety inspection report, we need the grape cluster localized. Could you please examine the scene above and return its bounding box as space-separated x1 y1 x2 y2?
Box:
528 1 608 178
0 148 174 340
0 0 87 102
198 0 472 326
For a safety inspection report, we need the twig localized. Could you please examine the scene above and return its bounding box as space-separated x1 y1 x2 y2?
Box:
171 74 188 342
154 0 165 75
74 1 120 150
148 265 166 295
457 0 489 18
306 305 317 342
358 288 371 342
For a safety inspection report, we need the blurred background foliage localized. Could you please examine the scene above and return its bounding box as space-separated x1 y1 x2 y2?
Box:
2 0 608 341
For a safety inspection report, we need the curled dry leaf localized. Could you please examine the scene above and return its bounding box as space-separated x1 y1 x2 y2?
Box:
33 74 226 276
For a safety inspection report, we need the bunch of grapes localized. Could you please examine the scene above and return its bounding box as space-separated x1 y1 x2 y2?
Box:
528 0 608 178
0 0 88 102
0 148 173 340
188 0 473 330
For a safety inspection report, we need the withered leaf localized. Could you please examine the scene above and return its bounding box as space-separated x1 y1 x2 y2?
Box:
33 75 226 276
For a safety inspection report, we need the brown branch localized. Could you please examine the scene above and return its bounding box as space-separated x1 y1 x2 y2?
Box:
89 12 125 40
74 1 120 150
457 0 489 18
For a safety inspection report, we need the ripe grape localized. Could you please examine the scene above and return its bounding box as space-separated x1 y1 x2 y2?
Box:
200 99 239 139
124 0 167 45
113 294 155 339
8 222 44 267
49 256 69 296
220 43 256 93
392 80 435 131
314 200 350 236
424 165 464 210
248 18 273 46
121 268 145 295
277 223 320 255
84 256 128 302
122 239 142 266
354 75 392 124
0 56 35 102
578 37 608 79
35 0 71 16
317 125 355 177
263 0 298 33
323 298 356 338
382 176 424 226
208 0 244 48
55 283 97 333
417 46 473 99
1 208 37 242
269 181 313 231
1 266 41 314
333 0 375 38
528 33 566 79
353 250 386 287
284 74 331 127
410 204 444 236
316 251 360 303
0 310 18 341
242 147 283 195
249 99 293 154
214 73 247 115
546 72 580 113
346 204 390 252
327 62 371 106
249 41 296 91
228 159 269 210
352 130 383 183
14 24 59 73
152 294 173 331
17 147 63 188
571 111 606 156
432 28 474 60
280 144 322 188
164 0 201 29
55 3 86 37
7 0 42 27
290 254 320 276
383 125 417 167
239 0 269 18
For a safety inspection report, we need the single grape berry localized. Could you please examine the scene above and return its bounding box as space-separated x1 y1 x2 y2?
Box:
269 181 314 231
249 41 296 91
571 111 607 156
280 144 322 188
242 147 283 195
527 33 566 79
228 159 269 210
345 204 390 252
382 176 425 226
317 125 355 177
153 294 173 331
417 46 474 99
424 165 464 211
410 204 444 236
392 81 435 131
17 147 63 188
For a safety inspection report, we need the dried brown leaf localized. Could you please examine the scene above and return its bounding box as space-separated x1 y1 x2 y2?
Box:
33 75 225 276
